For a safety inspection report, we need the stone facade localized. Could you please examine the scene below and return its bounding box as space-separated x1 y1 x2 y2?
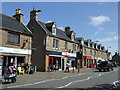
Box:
0 28 32 65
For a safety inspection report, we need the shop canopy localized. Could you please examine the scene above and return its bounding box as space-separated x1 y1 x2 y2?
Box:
68 58 75 61
83 56 92 59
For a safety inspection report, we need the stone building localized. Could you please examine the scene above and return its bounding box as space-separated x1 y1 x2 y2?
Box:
112 52 120 63
27 9 79 72
76 38 109 68
0 9 32 71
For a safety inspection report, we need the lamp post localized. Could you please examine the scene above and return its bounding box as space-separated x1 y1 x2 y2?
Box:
107 46 111 60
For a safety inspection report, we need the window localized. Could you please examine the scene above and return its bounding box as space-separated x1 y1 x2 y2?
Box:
94 51 96 56
73 44 76 51
7 32 20 44
71 33 75 41
53 39 55 48
90 50 92 55
84 49 86 54
65 42 68 49
52 24 56 35
56 40 59 48
53 39 59 49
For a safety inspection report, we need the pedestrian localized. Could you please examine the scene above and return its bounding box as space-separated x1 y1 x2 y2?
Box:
53 64 57 72
65 61 70 73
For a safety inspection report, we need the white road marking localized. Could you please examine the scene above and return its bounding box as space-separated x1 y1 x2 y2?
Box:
6 68 118 88
113 80 120 87
56 72 114 88
6 73 84 88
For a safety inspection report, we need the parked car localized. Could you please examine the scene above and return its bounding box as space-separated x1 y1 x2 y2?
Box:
112 62 118 67
96 61 113 72
118 62 120 66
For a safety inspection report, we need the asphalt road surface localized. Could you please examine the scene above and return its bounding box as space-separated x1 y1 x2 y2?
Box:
6 67 119 89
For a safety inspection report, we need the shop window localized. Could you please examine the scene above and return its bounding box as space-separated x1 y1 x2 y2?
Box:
7 32 20 44
84 59 86 66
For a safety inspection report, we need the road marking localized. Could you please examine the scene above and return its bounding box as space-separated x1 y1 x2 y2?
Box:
57 73 102 88
113 80 120 88
7 85 24 88
6 69 118 88
6 73 85 88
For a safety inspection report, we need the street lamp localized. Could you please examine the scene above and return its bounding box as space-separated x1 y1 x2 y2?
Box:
107 46 111 60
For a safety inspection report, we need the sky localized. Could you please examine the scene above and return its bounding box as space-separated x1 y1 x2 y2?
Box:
1 1 118 55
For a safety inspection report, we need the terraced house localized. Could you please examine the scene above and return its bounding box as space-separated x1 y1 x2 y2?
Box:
27 9 79 72
0 9 32 74
77 38 111 68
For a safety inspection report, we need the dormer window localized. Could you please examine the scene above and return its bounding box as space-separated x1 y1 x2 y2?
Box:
71 32 75 41
52 23 56 35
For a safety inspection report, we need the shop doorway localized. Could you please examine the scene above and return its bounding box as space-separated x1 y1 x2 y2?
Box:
62 58 64 70
49 56 61 70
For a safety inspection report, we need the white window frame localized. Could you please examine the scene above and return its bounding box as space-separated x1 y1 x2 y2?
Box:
52 23 56 35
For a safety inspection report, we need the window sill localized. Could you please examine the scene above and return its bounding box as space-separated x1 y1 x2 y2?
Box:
6 42 20 46
53 48 58 50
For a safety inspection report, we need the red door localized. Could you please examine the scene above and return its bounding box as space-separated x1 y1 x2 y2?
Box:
49 57 54 65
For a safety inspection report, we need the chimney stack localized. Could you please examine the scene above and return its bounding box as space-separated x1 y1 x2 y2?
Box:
65 26 71 32
13 8 23 23
30 9 41 21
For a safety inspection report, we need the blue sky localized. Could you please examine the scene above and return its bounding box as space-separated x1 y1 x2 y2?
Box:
1 2 118 55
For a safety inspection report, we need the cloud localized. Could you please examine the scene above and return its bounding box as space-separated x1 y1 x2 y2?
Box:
97 36 118 42
91 26 104 38
89 15 110 26
57 26 64 30
107 31 117 35
46 21 53 23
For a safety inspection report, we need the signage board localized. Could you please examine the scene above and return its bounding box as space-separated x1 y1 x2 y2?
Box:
62 52 76 57
0 47 31 55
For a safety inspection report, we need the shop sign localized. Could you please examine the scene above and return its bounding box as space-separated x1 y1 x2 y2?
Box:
0 47 31 55
83 56 92 59
68 58 75 61
62 52 76 57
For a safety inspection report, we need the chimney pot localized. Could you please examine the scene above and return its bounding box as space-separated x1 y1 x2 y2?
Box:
13 8 23 23
65 26 71 32
16 8 21 14
30 9 41 21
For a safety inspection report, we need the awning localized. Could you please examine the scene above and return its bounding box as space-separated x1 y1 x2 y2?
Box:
83 56 92 59
68 58 75 61
46 50 62 55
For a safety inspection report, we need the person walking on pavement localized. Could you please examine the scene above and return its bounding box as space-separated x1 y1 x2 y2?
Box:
65 61 71 73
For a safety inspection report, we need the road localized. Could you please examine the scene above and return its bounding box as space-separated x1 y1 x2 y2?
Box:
7 67 119 89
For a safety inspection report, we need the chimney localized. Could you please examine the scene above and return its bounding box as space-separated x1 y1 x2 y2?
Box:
30 9 41 21
65 26 71 32
13 8 23 23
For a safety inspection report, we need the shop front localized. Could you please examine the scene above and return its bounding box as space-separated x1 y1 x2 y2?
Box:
83 55 93 68
0 47 31 73
46 50 66 71
62 52 76 70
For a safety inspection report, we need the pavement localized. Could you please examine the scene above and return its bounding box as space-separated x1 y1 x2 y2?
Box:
1 68 97 89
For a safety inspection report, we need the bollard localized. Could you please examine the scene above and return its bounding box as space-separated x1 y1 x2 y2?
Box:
34 66 37 72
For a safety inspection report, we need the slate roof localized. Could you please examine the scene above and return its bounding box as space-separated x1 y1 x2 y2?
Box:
45 22 54 27
0 13 32 35
56 28 71 41
38 21 72 41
